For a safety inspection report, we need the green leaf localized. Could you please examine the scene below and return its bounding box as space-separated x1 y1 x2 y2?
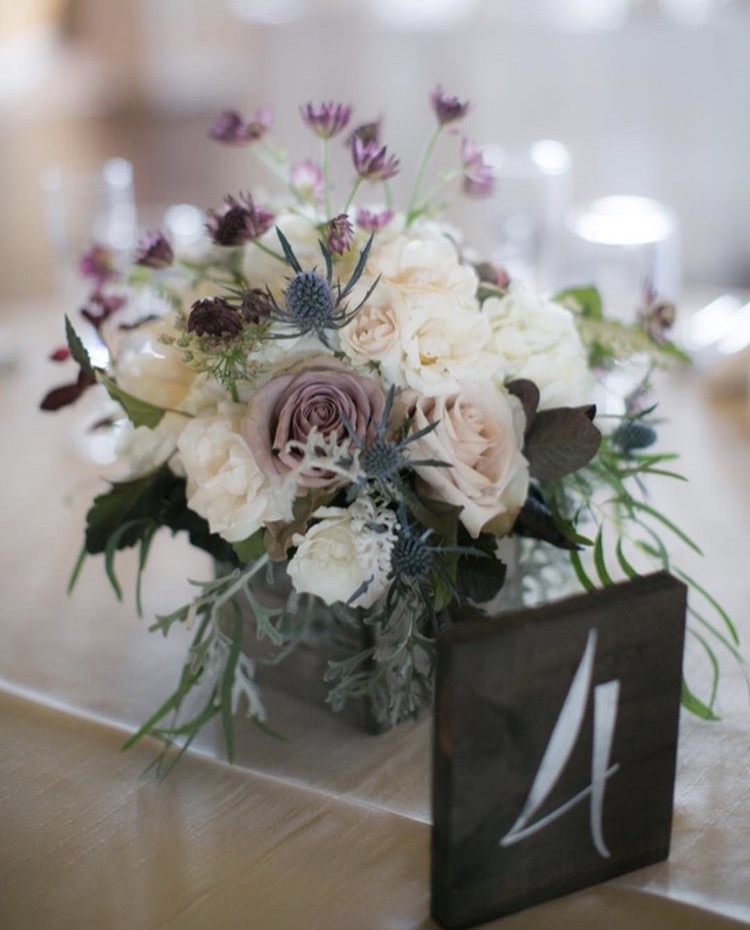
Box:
553 286 603 320
86 473 161 554
65 315 94 374
680 678 720 720
97 372 166 429
676 568 739 646
231 529 266 564
456 532 507 604
631 501 703 556
220 611 243 763
615 539 639 580
67 545 87 595
593 528 614 586
570 549 596 593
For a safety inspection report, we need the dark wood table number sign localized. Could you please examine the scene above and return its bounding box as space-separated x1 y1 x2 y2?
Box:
431 572 687 929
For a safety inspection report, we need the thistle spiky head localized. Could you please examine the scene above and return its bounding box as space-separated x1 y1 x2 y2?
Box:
284 271 335 330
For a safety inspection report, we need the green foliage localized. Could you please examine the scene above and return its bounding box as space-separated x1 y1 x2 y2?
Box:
541 409 742 720
85 466 237 608
65 315 94 374
97 373 166 429
554 286 603 321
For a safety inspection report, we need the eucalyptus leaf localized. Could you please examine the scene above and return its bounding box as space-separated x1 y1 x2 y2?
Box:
524 407 602 480
553 286 603 320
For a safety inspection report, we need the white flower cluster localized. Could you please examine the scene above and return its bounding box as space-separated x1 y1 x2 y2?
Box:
110 208 591 608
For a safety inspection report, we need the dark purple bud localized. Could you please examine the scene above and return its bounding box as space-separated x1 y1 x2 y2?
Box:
474 261 510 290
79 244 117 286
40 366 97 412
301 101 352 139
326 214 354 256
208 108 271 145
241 288 274 324
355 207 394 233
461 138 495 197
431 85 470 125
206 193 274 246
347 119 381 147
187 298 243 337
638 285 676 344
245 106 273 141
81 291 127 332
134 230 174 269
351 137 400 182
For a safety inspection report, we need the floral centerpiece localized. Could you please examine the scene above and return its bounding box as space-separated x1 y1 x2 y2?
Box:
42 88 738 774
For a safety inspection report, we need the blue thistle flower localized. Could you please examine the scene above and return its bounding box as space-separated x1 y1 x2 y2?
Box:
263 227 379 348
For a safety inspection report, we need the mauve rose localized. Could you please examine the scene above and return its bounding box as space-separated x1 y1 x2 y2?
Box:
242 361 386 488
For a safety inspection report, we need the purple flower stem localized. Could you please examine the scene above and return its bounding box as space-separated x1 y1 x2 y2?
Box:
405 125 444 226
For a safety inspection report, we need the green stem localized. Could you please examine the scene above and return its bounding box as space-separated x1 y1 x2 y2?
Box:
251 239 287 264
406 125 443 226
322 138 332 219
342 177 363 215
252 140 289 185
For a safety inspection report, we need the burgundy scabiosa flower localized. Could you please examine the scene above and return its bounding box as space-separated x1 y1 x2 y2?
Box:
326 214 354 255
187 298 243 337
208 107 272 145
431 85 470 125
134 230 174 269
301 102 352 139
79 244 117 286
351 137 400 182
355 207 394 233
206 193 274 246
461 139 495 197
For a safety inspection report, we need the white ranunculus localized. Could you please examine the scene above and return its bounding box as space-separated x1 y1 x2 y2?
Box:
115 413 185 478
483 284 593 409
177 409 283 543
287 499 396 608
403 381 529 539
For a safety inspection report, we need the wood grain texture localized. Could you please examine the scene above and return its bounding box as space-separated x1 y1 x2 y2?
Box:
432 572 687 929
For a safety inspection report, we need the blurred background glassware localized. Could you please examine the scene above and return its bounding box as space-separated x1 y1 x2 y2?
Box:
40 157 138 302
474 139 572 289
563 195 681 322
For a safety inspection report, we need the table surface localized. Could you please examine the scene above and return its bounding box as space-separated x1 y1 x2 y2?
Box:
1 294 749 930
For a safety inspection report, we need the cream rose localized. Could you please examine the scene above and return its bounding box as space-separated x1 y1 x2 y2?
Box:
403 381 529 538
483 284 593 409
287 500 395 608
177 409 283 543
343 227 496 394
115 314 196 410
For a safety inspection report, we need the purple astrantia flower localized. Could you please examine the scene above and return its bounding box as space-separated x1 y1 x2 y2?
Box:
290 160 324 203
79 244 118 286
351 137 400 181
134 230 174 269
461 139 495 197
347 119 381 147
187 297 243 337
326 214 354 255
355 207 394 232
638 283 676 344
301 102 352 139
206 193 274 246
431 85 470 125
208 108 272 145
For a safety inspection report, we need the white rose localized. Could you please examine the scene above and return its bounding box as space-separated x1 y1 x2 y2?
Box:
115 413 185 478
484 283 593 409
177 409 283 543
287 500 396 608
403 381 529 538
343 228 496 394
